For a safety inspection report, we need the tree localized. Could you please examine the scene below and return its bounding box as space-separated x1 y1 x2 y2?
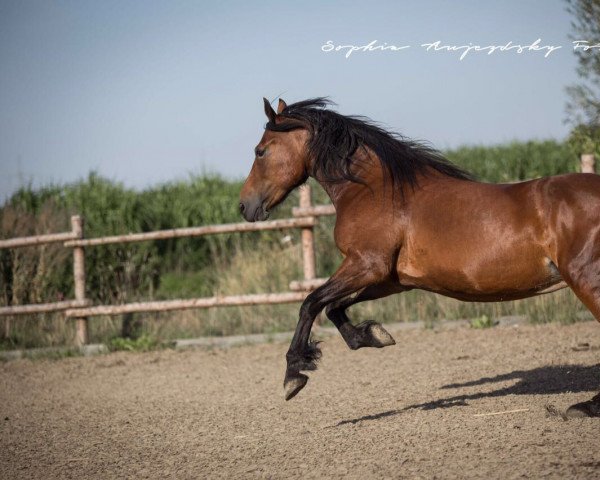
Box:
565 0 600 156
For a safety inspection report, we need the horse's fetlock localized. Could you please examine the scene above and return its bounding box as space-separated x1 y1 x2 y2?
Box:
286 340 322 372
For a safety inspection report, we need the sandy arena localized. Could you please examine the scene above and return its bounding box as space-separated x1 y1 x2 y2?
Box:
1 321 600 479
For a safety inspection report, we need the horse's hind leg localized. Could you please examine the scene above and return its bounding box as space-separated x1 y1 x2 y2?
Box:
557 257 600 417
559 256 600 320
326 282 404 350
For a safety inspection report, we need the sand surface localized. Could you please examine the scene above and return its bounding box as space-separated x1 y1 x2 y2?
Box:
2 321 600 479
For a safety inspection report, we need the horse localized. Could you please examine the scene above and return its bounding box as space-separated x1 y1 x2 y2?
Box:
239 97 600 414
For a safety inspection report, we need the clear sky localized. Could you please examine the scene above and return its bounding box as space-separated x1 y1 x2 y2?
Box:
0 0 580 200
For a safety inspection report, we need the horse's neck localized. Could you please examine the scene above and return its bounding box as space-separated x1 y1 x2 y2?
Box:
315 176 380 211
317 180 346 208
312 149 384 209
314 167 449 212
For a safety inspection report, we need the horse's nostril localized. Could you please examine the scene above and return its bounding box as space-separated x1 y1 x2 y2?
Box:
239 202 246 214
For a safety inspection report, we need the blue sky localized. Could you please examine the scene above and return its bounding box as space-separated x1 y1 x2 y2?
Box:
0 0 580 199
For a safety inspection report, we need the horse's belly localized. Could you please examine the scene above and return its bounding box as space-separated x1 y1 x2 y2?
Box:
396 248 565 301
424 279 568 302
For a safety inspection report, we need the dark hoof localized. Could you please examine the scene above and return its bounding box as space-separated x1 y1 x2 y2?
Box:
284 373 308 401
565 395 600 418
353 321 396 349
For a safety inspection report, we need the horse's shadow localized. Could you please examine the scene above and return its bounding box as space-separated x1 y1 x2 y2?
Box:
334 363 600 426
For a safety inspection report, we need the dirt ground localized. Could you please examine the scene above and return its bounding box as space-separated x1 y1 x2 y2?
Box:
1 321 600 479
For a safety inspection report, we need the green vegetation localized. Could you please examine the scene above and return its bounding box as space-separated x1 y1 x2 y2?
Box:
565 1 600 161
445 140 579 182
108 334 159 352
0 139 589 349
470 315 495 329
565 0 600 131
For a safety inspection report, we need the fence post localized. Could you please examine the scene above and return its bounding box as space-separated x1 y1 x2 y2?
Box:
71 215 88 346
299 185 316 282
581 153 596 173
2 318 9 342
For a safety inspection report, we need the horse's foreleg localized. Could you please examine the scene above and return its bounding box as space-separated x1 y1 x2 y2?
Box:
284 256 387 400
326 282 404 350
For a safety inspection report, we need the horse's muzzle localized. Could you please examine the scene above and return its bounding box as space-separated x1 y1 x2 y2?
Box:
239 198 269 222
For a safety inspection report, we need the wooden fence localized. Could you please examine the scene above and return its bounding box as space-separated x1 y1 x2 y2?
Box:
0 154 596 346
0 186 333 346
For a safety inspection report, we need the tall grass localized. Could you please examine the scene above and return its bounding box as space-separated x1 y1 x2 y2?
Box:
446 139 579 182
0 139 588 348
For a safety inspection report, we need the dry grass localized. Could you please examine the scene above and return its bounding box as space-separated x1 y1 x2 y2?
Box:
0 202 74 348
85 239 588 347
123 241 305 341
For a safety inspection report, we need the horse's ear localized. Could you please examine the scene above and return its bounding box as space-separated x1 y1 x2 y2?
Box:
263 97 276 123
277 99 287 114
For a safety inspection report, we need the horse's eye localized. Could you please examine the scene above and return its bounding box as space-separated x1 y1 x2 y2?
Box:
255 147 266 158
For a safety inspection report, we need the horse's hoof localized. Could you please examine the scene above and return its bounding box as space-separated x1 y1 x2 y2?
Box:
284 373 308 401
369 322 396 347
357 321 396 348
565 396 600 418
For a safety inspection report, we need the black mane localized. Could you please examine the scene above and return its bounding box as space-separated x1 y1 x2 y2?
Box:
266 97 473 193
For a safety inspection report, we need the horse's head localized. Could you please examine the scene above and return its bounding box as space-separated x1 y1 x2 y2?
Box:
239 98 310 222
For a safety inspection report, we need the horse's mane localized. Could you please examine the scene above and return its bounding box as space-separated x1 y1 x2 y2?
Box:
266 97 473 192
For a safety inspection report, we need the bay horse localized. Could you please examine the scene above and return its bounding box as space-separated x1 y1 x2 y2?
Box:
240 97 600 412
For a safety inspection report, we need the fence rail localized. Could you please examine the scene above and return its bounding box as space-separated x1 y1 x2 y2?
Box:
64 292 310 318
0 231 79 249
0 155 595 346
63 217 316 247
0 300 91 316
